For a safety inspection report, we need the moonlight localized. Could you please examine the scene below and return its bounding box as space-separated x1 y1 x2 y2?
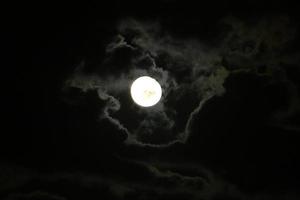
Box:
130 76 162 107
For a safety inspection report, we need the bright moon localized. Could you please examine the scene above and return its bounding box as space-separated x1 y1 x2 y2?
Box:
130 76 162 107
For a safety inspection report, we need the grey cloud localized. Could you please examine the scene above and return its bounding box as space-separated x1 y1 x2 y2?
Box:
118 19 222 74
180 94 214 142
97 89 131 135
106 34 137 53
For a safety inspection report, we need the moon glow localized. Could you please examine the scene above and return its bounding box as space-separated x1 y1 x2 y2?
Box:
130 76 162 107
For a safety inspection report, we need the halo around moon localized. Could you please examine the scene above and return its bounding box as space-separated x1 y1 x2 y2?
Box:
130 76 162 107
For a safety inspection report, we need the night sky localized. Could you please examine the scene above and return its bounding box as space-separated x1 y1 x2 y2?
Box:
2 1 300 199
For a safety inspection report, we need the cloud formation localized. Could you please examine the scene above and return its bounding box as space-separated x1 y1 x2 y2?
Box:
64 15 300 147
1 160 299 200
65 19 230 147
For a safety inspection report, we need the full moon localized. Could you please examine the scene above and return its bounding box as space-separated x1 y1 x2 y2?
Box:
130 76 162 107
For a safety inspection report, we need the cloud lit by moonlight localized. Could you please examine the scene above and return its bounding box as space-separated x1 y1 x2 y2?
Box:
64 19 232 147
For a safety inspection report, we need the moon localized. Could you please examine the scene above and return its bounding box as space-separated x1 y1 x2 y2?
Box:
130 76 162 107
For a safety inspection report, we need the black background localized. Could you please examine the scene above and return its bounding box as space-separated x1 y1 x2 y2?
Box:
1 1 300 199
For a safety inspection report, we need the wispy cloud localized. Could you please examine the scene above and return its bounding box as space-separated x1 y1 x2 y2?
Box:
64 15 300 147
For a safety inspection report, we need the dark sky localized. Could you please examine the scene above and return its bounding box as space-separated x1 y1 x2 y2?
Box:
2 1 300 199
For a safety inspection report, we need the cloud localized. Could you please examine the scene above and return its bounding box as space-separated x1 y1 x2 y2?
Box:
0 161 241 200
64 15 300 147
97 89 131 135
64 18 231 147
220 15 299 73
219 16 300 132
1 160 299 200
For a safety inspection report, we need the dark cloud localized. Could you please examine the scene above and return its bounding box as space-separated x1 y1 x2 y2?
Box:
64 16 300 147
0 162 244 200
3 160 299 200
219 16 300 131
65 18 230 147
4 1 300 200
56 14 300 198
